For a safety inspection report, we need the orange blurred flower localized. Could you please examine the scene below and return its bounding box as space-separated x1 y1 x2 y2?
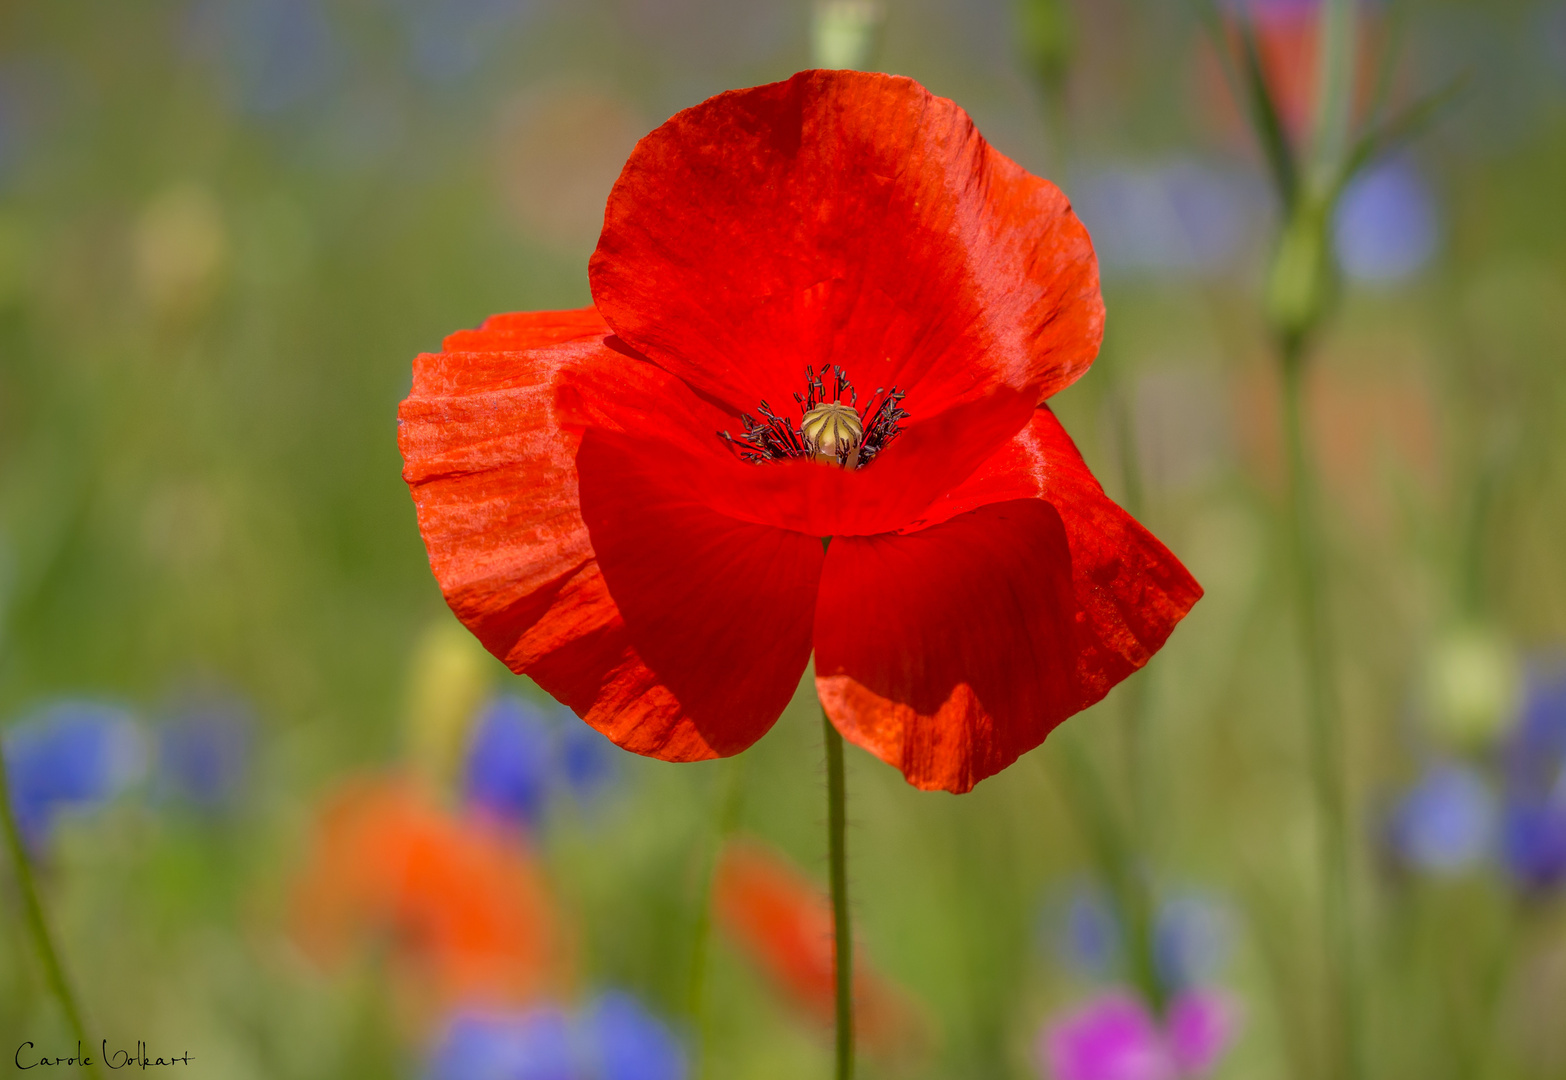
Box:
289 775 571 1021
1198 1 1381 144
714 839 927 1061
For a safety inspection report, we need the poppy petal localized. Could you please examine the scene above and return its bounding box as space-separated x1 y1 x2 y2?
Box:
813 500 1081 793
574 425 824 756
913 405 1203 677
814 409 1201 792
441 306 609 353
590 68 1102 434
399 320 819 761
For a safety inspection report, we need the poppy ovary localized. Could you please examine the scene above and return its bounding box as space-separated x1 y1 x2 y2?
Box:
801 402 863 468
718 364 908 470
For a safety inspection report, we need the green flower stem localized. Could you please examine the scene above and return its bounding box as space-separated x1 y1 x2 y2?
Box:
0 758 103 1080
1278 333 1362 1080
822 710 854 1080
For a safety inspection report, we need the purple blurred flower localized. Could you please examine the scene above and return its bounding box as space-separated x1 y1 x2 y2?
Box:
1048 885 1233 993
185 0 339 116
1050 884 1122 979
1040 993 1173 1080
1037 991 1237 1080
463 694 620 829
1152 894 1232 993
3 701 146 851
0 66 31 185
1544 4 1566 82
1507 666 1566 789
428 1008 576 1080
558 719 617 806
391 0 540 85
1500 666 1566 890
580 993 687 1080
1333 157 1440 283
1073 160 1260 277
427 994 685 1080
466 695 555 828
1502 792 1566 891
157 690 253 811
1166 993 1237 1076
1385 762 1497 875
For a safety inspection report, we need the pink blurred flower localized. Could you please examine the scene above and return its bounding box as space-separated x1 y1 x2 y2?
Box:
1166 992 1236 1075
1038 991 1238 1080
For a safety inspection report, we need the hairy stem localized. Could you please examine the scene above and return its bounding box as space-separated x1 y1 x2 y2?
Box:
822 710 854 1080
1279 334 1362 1080
0 758 103 1080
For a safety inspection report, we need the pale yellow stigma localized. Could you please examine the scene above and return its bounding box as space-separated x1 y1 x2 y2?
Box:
800 402 863 468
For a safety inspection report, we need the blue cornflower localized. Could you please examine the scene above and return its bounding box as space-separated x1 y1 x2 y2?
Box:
426 994 685 1080
390 0 540 85
1500 667 1566 890
0 64 34 187
1501 786 1566 891
1152 892 1233 993
156 690 253 811
1506 666 1566 789
580 993 687 1080
1048 883 1122 980
184 0 339 116
462 695 620 829
557 718 618 806
3 701 146 851
428 1008 576 1080
1545 5 1566 85
1385 762 1497 875
1072 159 1259 277
1333 156 1441 283
465 696 556 828
1046 883 1234 994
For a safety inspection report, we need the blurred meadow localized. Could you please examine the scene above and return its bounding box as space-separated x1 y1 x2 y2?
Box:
3 0 1566 1078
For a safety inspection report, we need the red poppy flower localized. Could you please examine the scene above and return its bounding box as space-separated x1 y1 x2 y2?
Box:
399 70 1201 793
714 839 925 1057
289 776 570 1018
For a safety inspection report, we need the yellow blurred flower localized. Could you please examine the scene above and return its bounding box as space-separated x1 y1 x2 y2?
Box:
404 619 495 794
1424 625 1521 749
133 183 227 318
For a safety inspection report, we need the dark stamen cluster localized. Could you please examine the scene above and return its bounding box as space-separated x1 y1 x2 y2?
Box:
718 366 908 468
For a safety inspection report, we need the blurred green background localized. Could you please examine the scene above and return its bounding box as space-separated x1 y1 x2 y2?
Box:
2 0 1566 1077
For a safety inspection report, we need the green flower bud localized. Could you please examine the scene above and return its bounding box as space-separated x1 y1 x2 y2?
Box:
1265 199 1334 343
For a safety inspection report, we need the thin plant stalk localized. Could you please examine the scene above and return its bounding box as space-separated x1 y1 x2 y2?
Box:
822 709 854 1080
0 760 103 1080
1278 333 1362 1080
